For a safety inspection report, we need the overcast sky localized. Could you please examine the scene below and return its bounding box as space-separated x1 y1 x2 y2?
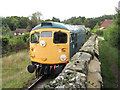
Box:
0 0 119 21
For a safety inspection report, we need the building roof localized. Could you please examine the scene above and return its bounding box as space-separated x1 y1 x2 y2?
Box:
100 19 113 28
14 29 31 33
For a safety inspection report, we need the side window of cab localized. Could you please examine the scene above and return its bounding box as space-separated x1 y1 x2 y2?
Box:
70 33 74 43
31 32 40 43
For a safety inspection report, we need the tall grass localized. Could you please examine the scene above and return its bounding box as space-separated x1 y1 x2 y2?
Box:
99 39 118 88
2 50 34 88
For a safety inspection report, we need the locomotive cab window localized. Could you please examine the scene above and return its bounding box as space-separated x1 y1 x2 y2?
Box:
31 32 40 43
41 31 52 37
54 32 67 44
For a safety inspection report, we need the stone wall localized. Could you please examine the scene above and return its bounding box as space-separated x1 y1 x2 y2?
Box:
45 35 102 89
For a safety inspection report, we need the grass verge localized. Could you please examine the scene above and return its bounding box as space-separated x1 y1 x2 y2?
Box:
2 49 34 88
99 39 118 88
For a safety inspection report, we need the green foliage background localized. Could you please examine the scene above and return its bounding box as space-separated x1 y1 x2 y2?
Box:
103 8 120 49
2 33 30 55
2 16 29 31
63 15 114 29
1 11 117 56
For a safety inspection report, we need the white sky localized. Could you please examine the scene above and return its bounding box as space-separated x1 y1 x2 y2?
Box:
0 0 119 21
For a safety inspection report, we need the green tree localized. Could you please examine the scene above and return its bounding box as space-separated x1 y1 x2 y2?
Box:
28 11 43 29
62 15 114 29
19 17 29 28
45 19 52 22
10 17 19 30
73 18 82 25
93 23 100 29
103 8 120 49
63 16 77 24
2 16 29 31
92 23 100 34
2 24 13 37
2 36 10 54
52 17 60 22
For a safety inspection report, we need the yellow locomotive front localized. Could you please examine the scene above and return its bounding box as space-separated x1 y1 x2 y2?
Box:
27 22 70 78
30 28 70 64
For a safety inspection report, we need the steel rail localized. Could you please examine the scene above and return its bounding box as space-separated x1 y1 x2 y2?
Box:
27 76 42 90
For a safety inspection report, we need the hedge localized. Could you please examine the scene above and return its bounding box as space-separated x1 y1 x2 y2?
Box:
2 33 30 55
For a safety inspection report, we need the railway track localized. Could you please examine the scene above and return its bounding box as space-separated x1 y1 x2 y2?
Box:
25 75 57 89
27 76 42 89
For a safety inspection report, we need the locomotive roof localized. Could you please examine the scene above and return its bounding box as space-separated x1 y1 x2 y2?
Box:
32 22 85 33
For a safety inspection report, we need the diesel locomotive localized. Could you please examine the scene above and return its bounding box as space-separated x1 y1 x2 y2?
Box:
27 22 86 78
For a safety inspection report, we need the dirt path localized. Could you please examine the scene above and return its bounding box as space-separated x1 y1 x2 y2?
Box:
102 45 119 88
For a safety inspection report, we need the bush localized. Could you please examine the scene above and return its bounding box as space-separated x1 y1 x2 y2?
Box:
9 34 29 52
91 29 99 34
103 8 120 49
22 32 30 46
104 24 118 48
10 37 26 50
2 37 10 54
2 33 30 55
96 29 103 36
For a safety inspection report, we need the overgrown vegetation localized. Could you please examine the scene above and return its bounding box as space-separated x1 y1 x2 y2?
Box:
99 39 118 88
2 14 114 32
104 9 120 50
63 15 114 29
2 50 34 88
2 33 30 56
98 8 120 88
102 8 120 68
91 23 103 36
2 16 29 31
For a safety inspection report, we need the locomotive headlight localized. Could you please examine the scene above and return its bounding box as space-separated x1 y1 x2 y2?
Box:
60 55 67 61
40 40 46 47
